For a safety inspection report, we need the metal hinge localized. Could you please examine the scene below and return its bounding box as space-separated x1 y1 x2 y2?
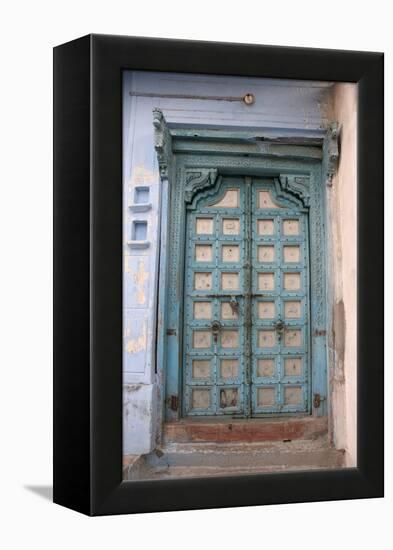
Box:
168 395 179 411
313 393 326 409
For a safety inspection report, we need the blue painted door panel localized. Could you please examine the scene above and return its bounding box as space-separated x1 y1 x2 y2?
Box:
250 179 309 415
183 176 309 416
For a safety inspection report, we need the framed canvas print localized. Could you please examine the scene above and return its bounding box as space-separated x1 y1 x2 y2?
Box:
53 34 383 515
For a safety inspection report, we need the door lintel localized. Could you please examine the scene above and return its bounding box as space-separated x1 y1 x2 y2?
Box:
153 108 340 187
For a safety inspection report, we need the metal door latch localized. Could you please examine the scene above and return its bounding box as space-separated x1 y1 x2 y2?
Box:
274 319 285 340
229 295 239 315
313 393 326 409
211 320 222 343
167 395 179 411
275 319 284 334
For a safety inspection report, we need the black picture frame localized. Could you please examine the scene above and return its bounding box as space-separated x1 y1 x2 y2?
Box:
53 34 384 516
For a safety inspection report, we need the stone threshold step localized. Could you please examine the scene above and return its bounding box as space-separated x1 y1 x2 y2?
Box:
164 416 328 444
147 437 343 469
144 463 341 480
158 436 334 454
124 436 345 481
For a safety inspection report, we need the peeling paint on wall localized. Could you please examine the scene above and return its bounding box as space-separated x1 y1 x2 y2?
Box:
134 260 149 305
126 322 147 354
124 384 142 392
125 256 151 308
318 85 335 129
333 300 346 381
123 382 157 455
125 257 150 305
124 257 132 274
130 164 157 187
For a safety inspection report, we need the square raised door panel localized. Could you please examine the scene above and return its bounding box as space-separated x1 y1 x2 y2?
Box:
258 272 275 291
284 329 302 347
193 301 212 319
221 272 239 290
284 300 301 319
196 217 214 235
192 388 211 409
221 302 239 320
195 244 213 262
257 387 275 407
257 219 274 236
194 272 212 290
258 330 276 348
220 388 239 408
222 218 240 235
283 272 301 291
193 330 211 349
220 359 239 378
258 301 275 319
258 245 275 263
257 359 275 377
283 245 300 263
284 386 302 406
284 358 302 376
222 244 240 262
192 360 211 379
221 330 239 348
283 219 300 236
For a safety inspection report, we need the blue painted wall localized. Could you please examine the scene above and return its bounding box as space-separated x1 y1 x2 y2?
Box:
123 70 333 455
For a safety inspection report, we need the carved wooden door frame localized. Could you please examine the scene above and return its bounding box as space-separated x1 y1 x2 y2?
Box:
153 109 339 422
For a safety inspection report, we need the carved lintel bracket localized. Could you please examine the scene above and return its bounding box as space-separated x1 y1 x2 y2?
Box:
323 121 340 186
278 175 310 207
184 168 219 206
153 108 172 180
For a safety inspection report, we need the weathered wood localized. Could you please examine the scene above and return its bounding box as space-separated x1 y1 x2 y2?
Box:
164 416 328 443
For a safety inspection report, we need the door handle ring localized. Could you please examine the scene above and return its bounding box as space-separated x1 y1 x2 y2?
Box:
274 319 285 336
211 320 222 343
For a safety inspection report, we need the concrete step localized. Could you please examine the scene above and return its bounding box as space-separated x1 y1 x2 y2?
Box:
125 437 345 480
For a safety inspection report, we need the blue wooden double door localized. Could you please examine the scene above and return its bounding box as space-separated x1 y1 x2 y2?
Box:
183 176 310 417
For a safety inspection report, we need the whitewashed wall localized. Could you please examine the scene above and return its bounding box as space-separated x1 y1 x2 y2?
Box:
328 83 358 466
122 70 333 455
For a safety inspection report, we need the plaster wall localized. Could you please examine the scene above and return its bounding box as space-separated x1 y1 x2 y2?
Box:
327 83 357 466
122 70 351 456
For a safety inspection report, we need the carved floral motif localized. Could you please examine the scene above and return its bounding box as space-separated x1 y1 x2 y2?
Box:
184 169 219 204
153 108 172 179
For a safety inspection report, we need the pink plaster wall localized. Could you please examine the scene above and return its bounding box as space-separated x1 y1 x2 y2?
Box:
329 83 358 466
